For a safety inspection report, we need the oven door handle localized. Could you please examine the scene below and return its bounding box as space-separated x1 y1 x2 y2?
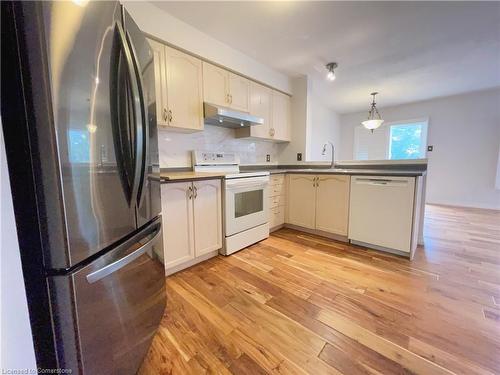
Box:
225 181 268 190
225 176 269 189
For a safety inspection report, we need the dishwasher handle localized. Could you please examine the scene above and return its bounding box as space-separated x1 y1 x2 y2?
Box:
353 177 410 187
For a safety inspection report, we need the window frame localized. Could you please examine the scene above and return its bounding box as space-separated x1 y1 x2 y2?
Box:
386 118 429 160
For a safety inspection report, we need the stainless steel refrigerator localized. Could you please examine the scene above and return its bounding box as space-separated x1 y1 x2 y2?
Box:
1 1 165 374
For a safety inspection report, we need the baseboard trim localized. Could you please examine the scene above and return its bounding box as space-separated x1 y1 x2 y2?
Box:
350 239 411 259
165 250 219 276
426 202 500 211
270 223 285 233
283 224 348 243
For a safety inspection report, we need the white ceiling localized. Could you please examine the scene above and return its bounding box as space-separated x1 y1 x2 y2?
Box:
152 1 500 114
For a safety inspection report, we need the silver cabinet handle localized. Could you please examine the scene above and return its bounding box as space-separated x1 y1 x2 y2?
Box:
229 94 233 104
187 185 193 199
163 108 168 122
226 93 230 104
168 109 173 122
193 185 198 199
86 228 161 284
269 128 275 137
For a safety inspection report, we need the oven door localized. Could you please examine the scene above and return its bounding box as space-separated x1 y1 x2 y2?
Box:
225 176 269 236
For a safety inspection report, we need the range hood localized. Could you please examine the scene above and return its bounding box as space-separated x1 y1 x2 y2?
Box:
204 102 264 129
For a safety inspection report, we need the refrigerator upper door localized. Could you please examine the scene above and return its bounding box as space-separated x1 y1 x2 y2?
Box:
41 1 138 268
123 8 161 228
49 218 166 374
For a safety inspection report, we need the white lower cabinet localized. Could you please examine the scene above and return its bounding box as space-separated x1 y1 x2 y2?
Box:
161 179 222 275
193 180 223 256
287 174 350 236
315 175 350 236
269 174 286 230
287 174 317 229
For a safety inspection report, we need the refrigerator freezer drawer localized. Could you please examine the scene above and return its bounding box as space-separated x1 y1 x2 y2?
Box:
348 176 416 253
49 218 166 374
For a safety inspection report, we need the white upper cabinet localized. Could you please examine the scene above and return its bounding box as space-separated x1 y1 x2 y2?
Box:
165 46 204 131
203 62 250 112
236 81 272 139
271 90 291 142
148 39 203 131
202 62 229 107
287 174 316 229
315 175 350 236
149 40 291 139
148 38 169 127
228 72 250 112
193 180 222 256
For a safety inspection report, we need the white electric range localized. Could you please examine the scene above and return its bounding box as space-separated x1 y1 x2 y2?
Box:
192 151 270 255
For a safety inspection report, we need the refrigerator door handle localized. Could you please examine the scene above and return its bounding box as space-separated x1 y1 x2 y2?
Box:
86 226 161 284
125 30 148 207
116 21 144 208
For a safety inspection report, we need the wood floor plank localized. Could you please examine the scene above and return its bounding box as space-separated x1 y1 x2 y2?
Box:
139 205 500 374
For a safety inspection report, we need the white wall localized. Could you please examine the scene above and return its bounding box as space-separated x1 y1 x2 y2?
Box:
281 76 341 164
306 80 341 162
339 88 500 209
280 76 308 164
124 1 291 94
0 128 37 371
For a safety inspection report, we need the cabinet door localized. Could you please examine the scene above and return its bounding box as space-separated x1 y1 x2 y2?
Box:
162 183 195 269
193 180 222 256
271 90 291 141
165 46 204 131
147 38 168 126
287 174 316 229
203 62 229 107
249 82 272 138
315 175 350 235
228 72 250 112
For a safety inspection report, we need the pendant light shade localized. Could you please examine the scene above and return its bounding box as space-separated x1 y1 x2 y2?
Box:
362 92 384 132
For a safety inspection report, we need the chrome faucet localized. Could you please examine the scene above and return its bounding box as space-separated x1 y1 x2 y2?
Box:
322 141 335 169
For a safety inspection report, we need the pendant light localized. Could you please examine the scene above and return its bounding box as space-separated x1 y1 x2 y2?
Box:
362 92 384 132
325 62 338 81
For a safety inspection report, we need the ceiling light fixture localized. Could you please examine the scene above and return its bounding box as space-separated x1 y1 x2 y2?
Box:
362 92 384 132
325 62 337 81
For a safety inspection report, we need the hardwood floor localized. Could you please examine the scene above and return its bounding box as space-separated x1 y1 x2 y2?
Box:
139 204 500 374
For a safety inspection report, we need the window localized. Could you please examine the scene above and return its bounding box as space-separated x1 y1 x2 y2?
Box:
389 121 428 160
354 119 428 160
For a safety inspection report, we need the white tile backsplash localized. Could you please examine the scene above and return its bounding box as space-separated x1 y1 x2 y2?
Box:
158 125 285 167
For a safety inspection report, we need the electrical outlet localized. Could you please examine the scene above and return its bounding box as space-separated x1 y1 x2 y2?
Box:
297 153 302 161
427 145 434 152
266 154 271 162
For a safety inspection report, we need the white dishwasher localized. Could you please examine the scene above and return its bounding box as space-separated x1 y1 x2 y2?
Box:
348 175 416 254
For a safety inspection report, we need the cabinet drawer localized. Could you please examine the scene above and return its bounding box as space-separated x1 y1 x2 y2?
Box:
270 174 285 185
269 183 285 197
269 195 286 208
270 206 285 228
